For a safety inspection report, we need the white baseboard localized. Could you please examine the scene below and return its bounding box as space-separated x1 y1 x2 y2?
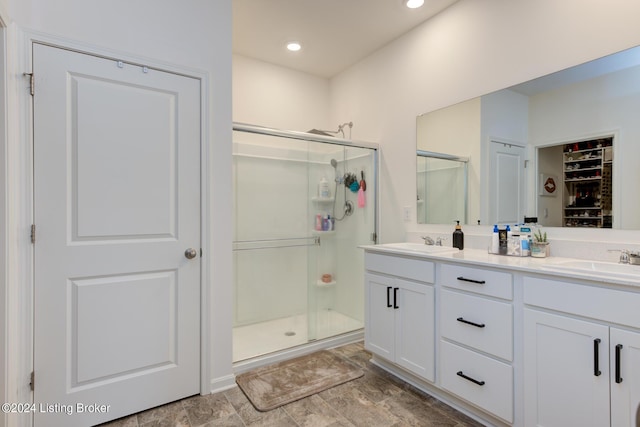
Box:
209 374 237 394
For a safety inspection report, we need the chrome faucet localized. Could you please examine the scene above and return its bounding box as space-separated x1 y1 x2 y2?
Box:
608 249 631 264
436 237 446 246
421 236 435 245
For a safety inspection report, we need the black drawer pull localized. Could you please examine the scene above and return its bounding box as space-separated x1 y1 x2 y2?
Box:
386 287 392 308
456 276 486 284
457 317 486 328
393 287 399 309
456 371 485 386
594 338 602 377
615 344 623 384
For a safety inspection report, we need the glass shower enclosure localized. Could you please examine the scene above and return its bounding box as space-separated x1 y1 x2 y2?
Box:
232 124 378 362
417 150 468 224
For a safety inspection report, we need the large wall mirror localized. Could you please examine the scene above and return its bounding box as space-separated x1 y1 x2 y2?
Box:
417 45 640 230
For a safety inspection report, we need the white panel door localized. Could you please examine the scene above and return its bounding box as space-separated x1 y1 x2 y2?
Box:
610 328 640 427
523 309 610 427
489 141 525 225
33 44 201 427
395 279 435 381
364 273 395 360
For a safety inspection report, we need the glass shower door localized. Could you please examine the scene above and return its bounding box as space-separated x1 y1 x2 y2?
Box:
233 132 316 361
232 127 377 362
306 144 376 342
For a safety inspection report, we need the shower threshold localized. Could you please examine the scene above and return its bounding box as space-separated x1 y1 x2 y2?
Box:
233 310 363 363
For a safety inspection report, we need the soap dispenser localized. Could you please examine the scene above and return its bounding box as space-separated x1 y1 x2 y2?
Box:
453 220 464 250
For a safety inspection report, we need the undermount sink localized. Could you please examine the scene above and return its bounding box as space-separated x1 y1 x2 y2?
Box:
381 242 460 254
540 260 640 279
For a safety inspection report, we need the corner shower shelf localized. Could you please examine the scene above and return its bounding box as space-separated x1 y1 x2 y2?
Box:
316 279 336 287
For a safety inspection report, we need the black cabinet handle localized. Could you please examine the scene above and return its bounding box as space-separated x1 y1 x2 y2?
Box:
456 276 486 284
386 287 392 308
456 371 485 386
594 338 602 377
457 317 486 328
393 287 399 309
615 344 623 384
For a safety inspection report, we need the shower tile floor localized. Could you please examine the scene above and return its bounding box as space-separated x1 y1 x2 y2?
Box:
233 309 363 361
101 341 484 427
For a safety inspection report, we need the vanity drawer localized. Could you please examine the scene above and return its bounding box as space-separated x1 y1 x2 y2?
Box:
365 252 434 283
440 264 512 300
440 289 513 361
440 340 513 423
524 276 640 328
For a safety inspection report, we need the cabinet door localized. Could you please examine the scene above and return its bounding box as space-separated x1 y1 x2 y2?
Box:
610 328 640 427
365 273 395 360
524 309 610 427
395 279 435 381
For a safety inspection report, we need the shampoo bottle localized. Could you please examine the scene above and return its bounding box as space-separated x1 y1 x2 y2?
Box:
453 221 464 250
319 176 330 198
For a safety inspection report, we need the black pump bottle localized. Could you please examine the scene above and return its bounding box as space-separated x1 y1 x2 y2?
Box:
453 220 464 250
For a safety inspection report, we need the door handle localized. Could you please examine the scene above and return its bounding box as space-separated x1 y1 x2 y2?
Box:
393 287 399 309
456 276 486 284
456 371 485 386
457 317 486 328
386 287 392 308
184 248 198 259
593 338 601 377
615 344 623 384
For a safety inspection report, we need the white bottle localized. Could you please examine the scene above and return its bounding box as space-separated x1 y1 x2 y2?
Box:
319 176 330 198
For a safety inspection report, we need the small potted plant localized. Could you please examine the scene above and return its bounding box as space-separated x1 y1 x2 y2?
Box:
531 229 550 258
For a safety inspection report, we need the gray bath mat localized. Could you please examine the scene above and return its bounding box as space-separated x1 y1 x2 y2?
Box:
236 350 364 411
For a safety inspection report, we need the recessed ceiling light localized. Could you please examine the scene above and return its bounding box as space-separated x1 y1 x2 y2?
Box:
405 0 424 8
286 42 302 52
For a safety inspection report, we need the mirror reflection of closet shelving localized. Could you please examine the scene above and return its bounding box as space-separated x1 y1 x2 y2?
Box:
562 137 613 228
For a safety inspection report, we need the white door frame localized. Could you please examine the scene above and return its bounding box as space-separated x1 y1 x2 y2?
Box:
0 13 8 427
5 31 210 427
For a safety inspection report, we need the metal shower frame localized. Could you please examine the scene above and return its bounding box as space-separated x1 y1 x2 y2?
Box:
233 122 380 244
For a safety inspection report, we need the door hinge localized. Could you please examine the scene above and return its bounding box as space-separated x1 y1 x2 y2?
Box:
24 73 34 96
29 371 34 391
371 232 377 244
30 224 36 244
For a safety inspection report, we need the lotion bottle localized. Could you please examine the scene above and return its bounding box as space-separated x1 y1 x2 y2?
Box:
453 220 464 250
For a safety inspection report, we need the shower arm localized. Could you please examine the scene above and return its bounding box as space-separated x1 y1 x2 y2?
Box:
336 122 353 139
310 122 353 139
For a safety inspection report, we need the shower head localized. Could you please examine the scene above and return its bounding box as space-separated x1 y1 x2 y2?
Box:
330 158 341 183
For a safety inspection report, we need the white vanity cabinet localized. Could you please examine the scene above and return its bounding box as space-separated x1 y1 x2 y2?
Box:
524 277 640 427
364 252 435 381
438 263 514 423
362 245 640 427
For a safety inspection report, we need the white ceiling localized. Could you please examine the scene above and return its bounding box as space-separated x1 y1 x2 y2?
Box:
232 0 459 78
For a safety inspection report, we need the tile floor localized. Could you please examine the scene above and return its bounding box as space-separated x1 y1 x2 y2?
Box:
101 341 484 427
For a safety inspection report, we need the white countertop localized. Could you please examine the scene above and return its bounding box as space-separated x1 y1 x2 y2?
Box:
361 243 640 289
